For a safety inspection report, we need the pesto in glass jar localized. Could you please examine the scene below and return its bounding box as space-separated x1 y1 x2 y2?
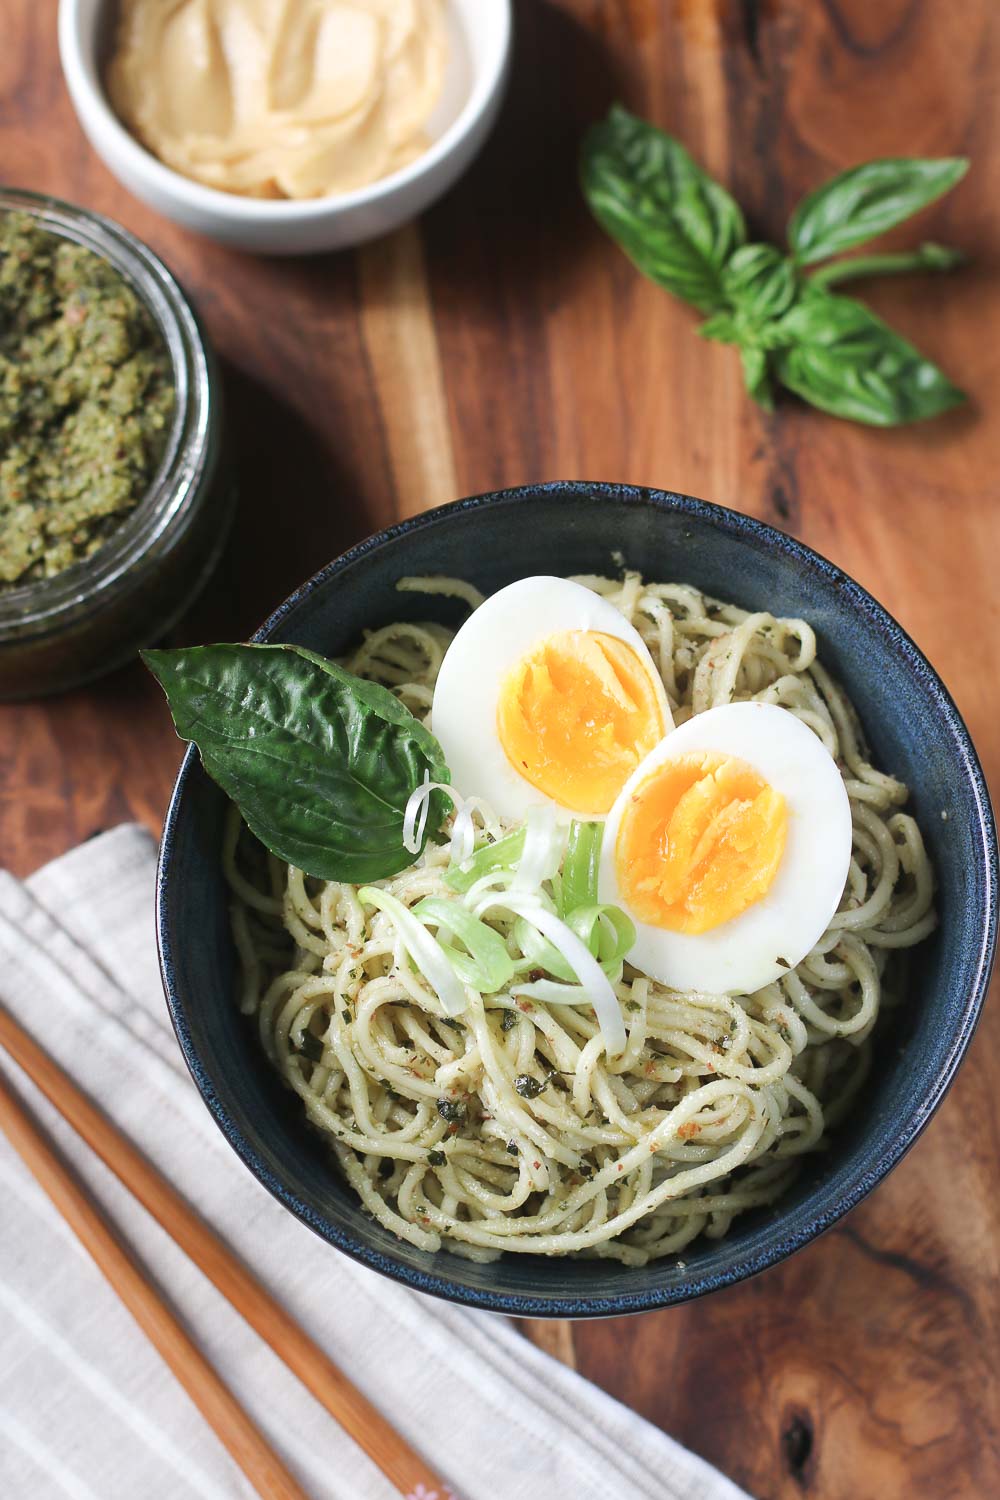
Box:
0 212 175 587
0 191 232 700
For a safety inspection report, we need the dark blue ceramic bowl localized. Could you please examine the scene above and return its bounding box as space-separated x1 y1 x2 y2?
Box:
157 483 997 1316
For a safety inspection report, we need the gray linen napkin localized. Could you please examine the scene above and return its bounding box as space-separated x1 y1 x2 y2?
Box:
0 825 750 1500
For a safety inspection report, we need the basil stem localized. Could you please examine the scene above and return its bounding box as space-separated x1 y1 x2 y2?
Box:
808 242 966 291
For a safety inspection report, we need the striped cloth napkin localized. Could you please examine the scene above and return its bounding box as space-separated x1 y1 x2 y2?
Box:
0 825 750 1500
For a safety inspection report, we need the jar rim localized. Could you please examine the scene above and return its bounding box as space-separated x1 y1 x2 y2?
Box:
0 188 213 637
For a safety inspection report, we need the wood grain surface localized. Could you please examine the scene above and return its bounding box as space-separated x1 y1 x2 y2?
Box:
2 3 998 1497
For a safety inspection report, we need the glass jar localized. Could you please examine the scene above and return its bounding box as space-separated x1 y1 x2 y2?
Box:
0 188 233 698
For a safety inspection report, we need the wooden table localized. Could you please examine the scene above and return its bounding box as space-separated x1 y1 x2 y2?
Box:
4 3 998 1496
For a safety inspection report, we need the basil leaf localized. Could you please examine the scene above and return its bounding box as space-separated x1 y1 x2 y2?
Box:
770 288 965 426
699 311 740 344
788 157 969 266
722 244 798 322
144 643 450 882
740 346 775 412
581 105 746 313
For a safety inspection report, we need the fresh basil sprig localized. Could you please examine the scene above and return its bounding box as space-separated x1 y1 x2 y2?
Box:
581 105 969 426
144 643 450 882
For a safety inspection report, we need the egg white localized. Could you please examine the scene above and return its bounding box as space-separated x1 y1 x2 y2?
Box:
430 576 671 823
598 701 853 995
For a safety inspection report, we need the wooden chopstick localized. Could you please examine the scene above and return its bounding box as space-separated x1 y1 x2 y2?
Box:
0 1002 453 1500
0 1070 310 1500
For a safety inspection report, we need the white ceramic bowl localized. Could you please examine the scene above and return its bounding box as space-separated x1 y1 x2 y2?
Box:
58 0 512 255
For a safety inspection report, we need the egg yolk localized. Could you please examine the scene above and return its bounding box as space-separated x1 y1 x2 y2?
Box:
615 751 788 935
496 630 667 813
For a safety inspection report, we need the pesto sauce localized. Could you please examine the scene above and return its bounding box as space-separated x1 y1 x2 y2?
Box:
0 213 176 589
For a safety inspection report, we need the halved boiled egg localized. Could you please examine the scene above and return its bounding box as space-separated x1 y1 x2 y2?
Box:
598 701 852 995
431 576 671 822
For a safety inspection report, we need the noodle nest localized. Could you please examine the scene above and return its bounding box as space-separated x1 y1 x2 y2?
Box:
226 573 935 1265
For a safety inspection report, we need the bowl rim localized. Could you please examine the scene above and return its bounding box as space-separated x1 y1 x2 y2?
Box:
58 0 513 224
157 482 998 1317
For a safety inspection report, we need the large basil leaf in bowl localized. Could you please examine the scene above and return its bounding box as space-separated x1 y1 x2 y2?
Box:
145 643 450 882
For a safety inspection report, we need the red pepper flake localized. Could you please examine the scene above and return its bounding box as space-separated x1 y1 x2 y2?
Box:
532 1161 541 1170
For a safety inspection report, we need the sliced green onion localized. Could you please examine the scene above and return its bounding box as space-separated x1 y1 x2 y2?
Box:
412 897 516 994
511 805 566 892
448 794 500 864
445 828 525 893
561 821 603 913
513 901 635 980
513 915 577 982
358 887 467 1016
476 892 627 1055
566 904 636 969
402 775 455 855
511 978 598 1007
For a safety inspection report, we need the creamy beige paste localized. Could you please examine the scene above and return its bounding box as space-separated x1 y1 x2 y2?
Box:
107 0 449 200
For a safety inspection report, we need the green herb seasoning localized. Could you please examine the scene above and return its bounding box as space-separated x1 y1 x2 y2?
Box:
436 1097 465 1123
298 1030 324 1063
514 1074 547 1100
0 213 175 588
